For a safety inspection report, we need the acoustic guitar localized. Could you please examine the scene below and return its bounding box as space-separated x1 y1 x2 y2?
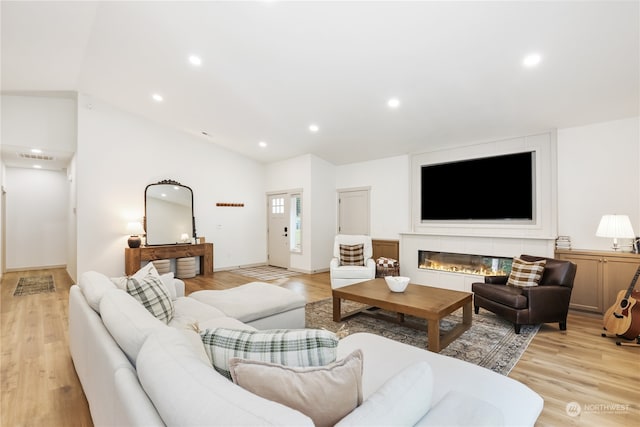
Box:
603 265 640 340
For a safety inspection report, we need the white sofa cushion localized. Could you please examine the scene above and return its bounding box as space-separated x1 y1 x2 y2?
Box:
168 296 229 330
415 390 504 426
188 282 306 323
229 349 364 427
330 261 377 279
137 328 314 426
337 333 543 426
78 271 117 313
336 361 434 427
100 289 168 365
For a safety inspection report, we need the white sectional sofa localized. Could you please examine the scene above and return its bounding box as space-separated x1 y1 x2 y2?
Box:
69 269 544 427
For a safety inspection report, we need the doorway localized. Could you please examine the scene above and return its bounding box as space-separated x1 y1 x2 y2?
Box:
338 187 370 235
267 193 290 268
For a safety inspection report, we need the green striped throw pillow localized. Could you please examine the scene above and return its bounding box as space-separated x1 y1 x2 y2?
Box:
126 274 175 323
200 328 339 380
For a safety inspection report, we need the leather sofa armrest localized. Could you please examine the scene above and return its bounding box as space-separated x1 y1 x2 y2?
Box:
523 285 572 317
484 275 508 285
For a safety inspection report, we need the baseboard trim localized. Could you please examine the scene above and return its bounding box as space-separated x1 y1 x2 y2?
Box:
5 264 67 273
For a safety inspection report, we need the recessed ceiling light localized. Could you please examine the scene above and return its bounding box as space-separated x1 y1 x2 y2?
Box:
309 124 319 133
33 165 42 169
522 53 542 68
31 148 42 154
189 55 202 66
258 141 267 148
152 93 163 102
161 193 167 197
387 98 400 109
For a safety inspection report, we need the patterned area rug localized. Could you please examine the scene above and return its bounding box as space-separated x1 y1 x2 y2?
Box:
233 266 301 281
13 275 56 296
306 298 540 376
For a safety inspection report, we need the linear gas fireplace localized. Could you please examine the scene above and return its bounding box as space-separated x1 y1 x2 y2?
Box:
418 251 512 276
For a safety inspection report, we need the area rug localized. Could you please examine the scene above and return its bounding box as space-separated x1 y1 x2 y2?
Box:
306 298 539 376
232 266 301 281
13 275 56 296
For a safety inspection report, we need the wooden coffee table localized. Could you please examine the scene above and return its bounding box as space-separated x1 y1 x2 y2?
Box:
332 278 473 352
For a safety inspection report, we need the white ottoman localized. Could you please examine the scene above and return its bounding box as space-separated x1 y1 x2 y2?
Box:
189 282 306 330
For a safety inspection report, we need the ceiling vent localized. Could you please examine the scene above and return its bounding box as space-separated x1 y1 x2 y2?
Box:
18 153 55 161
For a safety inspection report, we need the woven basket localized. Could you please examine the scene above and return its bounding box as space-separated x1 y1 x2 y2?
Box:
176 257 196 279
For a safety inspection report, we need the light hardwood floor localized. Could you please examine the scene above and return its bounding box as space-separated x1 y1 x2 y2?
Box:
1 268 638 426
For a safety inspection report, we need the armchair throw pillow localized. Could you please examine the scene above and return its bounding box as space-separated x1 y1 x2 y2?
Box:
229 349 363 427
339 244 365 266
507 257 546 288
200 327 339 379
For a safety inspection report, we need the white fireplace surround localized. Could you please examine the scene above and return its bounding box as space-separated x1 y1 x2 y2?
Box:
401 131 558 292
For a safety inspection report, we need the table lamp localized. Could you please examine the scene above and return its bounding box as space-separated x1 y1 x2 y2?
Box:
127 221 145 248
596 214 636 251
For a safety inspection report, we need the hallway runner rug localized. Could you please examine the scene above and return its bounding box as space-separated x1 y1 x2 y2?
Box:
13 275 56 296
233 266 302 281
306 298 540 376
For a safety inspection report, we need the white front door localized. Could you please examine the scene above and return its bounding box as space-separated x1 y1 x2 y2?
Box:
267 194 290 268
338 188 370 235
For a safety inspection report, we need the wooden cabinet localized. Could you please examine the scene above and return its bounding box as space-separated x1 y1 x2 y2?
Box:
555 249 640 314
125 243 214 276
372 239 399 262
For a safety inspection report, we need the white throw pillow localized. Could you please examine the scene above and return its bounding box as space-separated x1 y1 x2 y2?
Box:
159 272 177 300
336 361 433 426
110 262 162 290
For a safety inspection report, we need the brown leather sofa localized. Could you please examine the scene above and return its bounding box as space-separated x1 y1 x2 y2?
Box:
472 255 577 333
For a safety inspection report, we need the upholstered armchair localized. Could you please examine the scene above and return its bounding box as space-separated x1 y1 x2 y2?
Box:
472 255 577 333
329 234 376 289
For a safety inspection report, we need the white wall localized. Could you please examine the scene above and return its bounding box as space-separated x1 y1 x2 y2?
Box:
336 155 411 240
5 167 69 269
2 95 76 152
75 94 267 277
265 154 337 273
67 154 78 282
309 155 337 272
0 162 5 277
1 94 77 275
557 116 640 251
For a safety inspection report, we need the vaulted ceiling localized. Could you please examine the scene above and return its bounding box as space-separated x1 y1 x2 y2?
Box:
2 1 638 166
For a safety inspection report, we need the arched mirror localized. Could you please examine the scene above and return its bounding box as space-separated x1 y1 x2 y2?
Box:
144 180 195 245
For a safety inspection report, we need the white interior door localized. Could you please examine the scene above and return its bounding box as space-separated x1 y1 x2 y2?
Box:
267 194 290 268
338 188 370 235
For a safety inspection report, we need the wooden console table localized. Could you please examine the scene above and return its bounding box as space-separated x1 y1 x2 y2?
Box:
125 243 214 276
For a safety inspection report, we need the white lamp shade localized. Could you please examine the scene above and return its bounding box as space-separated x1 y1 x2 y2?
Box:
595 215 635 238
126 221 145 236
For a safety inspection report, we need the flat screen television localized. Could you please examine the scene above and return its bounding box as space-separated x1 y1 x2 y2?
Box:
420 151 535 221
